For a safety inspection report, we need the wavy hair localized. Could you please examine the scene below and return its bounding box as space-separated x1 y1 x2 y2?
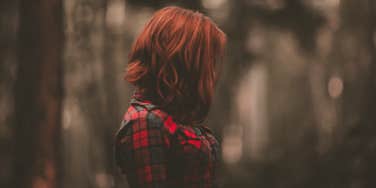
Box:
125 6 226 125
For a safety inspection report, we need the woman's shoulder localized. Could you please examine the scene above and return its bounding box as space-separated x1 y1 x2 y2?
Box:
117 97 219 144
118 98 178 137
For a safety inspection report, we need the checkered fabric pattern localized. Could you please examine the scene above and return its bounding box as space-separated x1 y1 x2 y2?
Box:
114 94 221 188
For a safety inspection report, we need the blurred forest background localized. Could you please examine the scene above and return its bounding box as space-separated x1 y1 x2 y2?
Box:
1 0 376 188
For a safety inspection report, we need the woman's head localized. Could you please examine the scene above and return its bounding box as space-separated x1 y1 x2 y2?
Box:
125 6 226 125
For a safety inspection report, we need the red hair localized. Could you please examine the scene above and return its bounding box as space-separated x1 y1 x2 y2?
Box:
125 6 226 125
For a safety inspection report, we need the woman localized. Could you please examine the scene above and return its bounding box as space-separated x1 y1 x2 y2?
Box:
114 6 226 188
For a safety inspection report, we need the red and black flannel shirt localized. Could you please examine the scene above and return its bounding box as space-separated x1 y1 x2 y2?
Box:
114 93 221 188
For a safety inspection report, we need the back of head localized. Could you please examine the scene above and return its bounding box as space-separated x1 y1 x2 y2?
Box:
125 6 226 125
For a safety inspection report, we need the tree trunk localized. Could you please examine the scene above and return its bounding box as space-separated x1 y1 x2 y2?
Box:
321 0 376 186
62 0 110 187
0 0 19 187
13 0 63 188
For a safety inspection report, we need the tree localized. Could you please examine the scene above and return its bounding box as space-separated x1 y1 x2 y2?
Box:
319 0 376 186
13 0 64 188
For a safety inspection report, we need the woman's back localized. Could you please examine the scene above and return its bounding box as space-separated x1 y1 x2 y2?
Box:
115 94 221 188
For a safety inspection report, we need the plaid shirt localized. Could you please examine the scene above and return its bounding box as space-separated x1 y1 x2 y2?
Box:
114 95 221 188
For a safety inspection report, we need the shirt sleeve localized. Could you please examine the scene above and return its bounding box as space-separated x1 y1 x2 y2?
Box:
114 111 170 188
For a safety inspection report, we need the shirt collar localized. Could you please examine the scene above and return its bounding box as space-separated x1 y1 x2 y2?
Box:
129 90 213 133
130 90 159 111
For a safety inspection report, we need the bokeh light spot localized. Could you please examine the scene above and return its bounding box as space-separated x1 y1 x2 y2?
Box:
328 76 343 99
